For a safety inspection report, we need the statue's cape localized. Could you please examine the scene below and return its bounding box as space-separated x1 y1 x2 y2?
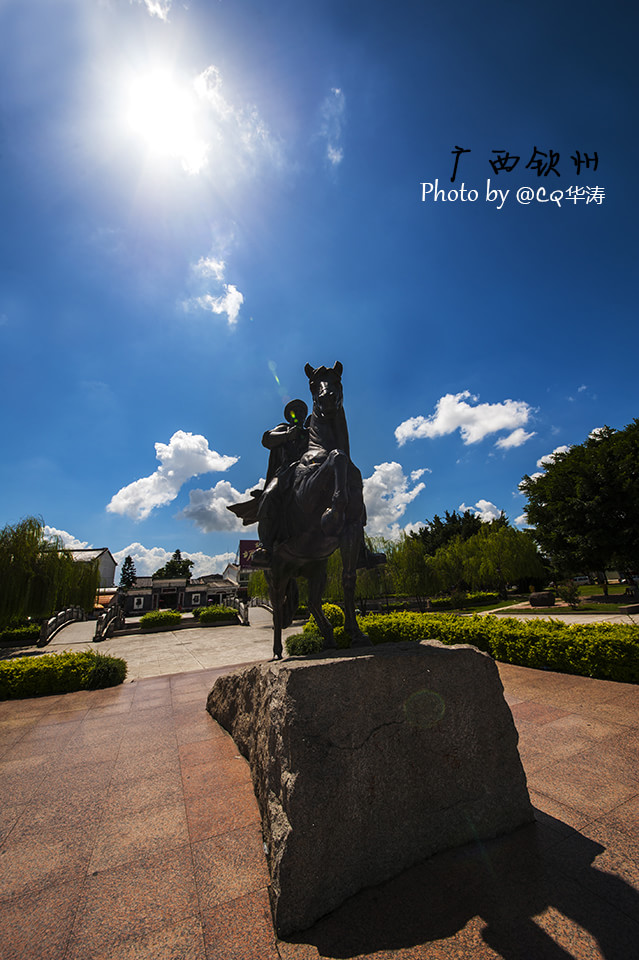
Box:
227 489 263 525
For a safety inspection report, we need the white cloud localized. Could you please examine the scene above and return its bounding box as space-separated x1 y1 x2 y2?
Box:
495 427 536 449
318 87 346 167
44 526 91 549
362 462 427 539
395 391 534 447
181 479 265 533
514 514 531 528
185 251 245 326
195 285 244 326
578 384 587 393
589 427 606 440
136 0 171 21
112 543 235 579
536 445 570 469
107 431 238 521
403 521 426 536
194 257 226 281
193 65 283 174
459 499 502 523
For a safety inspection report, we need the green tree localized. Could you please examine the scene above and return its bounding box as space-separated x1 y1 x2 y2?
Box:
247 569 269 599
387 535 437 611
152 549 194 581
0 516 99 625
119 555 137 591
461 524 546 599
411 510 483 555
520 421 639 591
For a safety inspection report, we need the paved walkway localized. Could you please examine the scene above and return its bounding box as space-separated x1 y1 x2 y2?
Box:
1 617 638 958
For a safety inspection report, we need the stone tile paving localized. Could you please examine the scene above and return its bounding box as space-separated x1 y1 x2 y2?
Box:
0 655 637 958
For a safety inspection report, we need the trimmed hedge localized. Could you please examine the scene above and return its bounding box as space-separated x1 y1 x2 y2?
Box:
286 611 639 684
140 610 182 631
0 624 41 645
302 603 345 634
198 605 239 624
0 650 127 700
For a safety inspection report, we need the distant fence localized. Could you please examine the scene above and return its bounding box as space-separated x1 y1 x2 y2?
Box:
38 606 87 647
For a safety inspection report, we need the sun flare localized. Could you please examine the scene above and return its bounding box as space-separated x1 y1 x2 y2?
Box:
125 68 208 174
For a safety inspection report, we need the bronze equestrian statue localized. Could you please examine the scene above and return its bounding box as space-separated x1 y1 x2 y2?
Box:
228 362 384 659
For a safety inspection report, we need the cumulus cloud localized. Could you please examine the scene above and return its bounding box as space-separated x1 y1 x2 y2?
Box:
514 514 531 528
44 526 91 549
362 462 427 539
395 391 534 448
112 543 235 579
181 479 265 533
589 427 606 440
536 445 570 469
459 499 502 523
495 427 536 449
318 87 345 167
107 431 238 521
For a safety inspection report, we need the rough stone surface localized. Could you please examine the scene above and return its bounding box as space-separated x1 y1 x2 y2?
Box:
206 641 533 936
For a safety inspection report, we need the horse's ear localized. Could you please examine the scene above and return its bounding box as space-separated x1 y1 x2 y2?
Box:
304 363 315 379
333 361 343 377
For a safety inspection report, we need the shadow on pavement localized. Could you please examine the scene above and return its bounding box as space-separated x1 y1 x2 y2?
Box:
284 813 639 959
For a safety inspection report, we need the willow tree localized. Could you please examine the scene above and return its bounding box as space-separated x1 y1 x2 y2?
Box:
0 516 99 625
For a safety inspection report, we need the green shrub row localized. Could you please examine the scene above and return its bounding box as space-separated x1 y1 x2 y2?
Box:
0 650 127 700
0 624 41 645
198 605 238 624
140 609 182 630
287 609 639 684
302 603 345 634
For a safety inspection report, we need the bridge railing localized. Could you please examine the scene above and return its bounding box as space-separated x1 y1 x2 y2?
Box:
93 603 126 642
37 606 87 647
226 596 251 625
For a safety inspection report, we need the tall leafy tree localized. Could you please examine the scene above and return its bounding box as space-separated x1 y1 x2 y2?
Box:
0 516 99 625
119 555 137 591
520 421 639 588
152 549 194 580
411 510 483 555
461 525 546 598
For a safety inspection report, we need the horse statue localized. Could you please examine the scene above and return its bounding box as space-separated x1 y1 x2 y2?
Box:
228 361 384 659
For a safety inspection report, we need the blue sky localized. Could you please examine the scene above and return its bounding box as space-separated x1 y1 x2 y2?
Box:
1 0 636 578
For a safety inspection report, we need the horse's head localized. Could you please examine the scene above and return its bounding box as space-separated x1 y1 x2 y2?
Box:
304 362 343 419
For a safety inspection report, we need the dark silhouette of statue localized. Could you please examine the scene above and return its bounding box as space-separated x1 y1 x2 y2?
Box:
228 362 384 658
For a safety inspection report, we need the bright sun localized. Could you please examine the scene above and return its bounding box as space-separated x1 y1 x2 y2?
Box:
125 68 208 174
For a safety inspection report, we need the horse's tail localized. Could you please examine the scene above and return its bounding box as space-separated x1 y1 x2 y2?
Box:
282 577 299 629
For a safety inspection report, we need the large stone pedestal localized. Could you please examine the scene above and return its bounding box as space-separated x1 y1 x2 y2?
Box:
206 641 533 936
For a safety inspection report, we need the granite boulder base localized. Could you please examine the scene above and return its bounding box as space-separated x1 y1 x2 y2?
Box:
206 641 533 937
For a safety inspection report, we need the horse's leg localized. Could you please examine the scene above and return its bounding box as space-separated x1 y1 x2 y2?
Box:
320 450 349 536
307 563 335 650
340 523 369 646
265 569 284 660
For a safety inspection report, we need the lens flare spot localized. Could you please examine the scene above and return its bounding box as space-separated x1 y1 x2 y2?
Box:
404 689 445 729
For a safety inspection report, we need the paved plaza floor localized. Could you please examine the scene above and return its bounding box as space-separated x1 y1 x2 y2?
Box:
0 611 638 958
